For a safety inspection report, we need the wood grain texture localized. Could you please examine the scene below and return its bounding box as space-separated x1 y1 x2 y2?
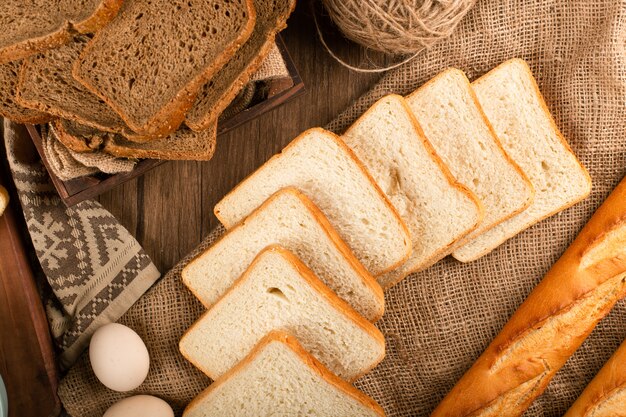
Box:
98 3 387 272
0 175 60 417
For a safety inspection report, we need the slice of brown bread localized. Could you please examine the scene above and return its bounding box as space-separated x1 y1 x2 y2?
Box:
54 119 218 161
0 0 123 64
51 119 108 153
103 125 217 161
0 61 52 123
72 0 256 138
17 35 150 142
185 0 296 131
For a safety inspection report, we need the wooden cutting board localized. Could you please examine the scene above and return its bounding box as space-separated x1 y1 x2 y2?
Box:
0 134 60 417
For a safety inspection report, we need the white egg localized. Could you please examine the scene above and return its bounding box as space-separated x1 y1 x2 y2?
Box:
103 395 174 417
89 323 150 392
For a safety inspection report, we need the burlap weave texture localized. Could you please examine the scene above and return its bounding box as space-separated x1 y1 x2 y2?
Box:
60 1 626 416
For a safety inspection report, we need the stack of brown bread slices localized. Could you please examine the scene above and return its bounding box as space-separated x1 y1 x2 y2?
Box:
0 0 296 161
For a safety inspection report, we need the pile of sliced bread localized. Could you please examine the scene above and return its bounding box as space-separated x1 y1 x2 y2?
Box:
0 0 296 160
178 58 591 416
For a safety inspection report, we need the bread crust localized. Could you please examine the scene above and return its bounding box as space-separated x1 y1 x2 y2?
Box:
184 186 385 321
72 0 257 139
180 245 386 382
0 0 124 65
185 0 297 131
103 126 217 160
431 175 626 417
564 339 626 417
214 127 413 276
183 330 385 416
455 58 592 262
344 94 484 288
50 119 103 153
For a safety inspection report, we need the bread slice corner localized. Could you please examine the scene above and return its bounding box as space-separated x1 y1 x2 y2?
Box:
179 245 385 382
183 330 385 417
0 0 124 65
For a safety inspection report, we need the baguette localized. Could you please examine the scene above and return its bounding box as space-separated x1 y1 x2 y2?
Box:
431 175 626 417
564 338 626 417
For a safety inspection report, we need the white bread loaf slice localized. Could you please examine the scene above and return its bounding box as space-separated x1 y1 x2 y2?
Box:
180 246 386 382
183 331 385 417
342 94 483 288
453 59 591 262
183 187 384 321
406 68 534 246
214 128 412 276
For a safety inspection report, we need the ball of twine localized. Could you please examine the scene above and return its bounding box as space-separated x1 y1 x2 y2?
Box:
321 0 476 56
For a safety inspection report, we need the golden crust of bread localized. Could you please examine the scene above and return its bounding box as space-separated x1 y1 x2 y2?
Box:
432 175 626 417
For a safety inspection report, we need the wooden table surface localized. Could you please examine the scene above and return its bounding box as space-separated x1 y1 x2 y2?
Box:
98 3 387 272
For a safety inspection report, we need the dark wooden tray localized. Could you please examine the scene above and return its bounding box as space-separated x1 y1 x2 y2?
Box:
28 35 304 207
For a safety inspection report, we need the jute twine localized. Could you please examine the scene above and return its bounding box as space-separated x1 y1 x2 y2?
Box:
317 0 477 72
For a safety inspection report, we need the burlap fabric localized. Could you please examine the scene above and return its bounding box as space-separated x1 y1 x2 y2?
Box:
59 1 626 416
4 121 161 370
42 125 136 180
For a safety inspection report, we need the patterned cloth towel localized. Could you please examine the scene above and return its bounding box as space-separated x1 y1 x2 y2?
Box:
4 120 160 369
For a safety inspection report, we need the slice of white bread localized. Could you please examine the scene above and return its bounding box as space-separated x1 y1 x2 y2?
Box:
342 94 483 288
214 128 412 276
453 59 592 262
183 187 384 321
183 331 385 417
406 68 534 245
180 246 386 382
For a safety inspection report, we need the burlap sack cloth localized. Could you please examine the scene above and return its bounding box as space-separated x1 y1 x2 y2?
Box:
59 1 626 416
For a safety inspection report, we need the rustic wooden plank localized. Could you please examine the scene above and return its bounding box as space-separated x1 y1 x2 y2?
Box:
0 178 60 417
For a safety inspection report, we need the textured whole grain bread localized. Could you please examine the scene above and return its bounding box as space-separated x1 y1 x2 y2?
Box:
73 0 256 137
0 0 123 64
214 128 412 276
405 68 534 246
17 35 148 141
0 61 52 123
453 59 592 262
564 338 626 417
183 187 384 321
183 331 385 417
52 119 218 161
185 0 296 131
342 94 483 288
50 119 108 153
431 175 626 417
180 246 386 382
